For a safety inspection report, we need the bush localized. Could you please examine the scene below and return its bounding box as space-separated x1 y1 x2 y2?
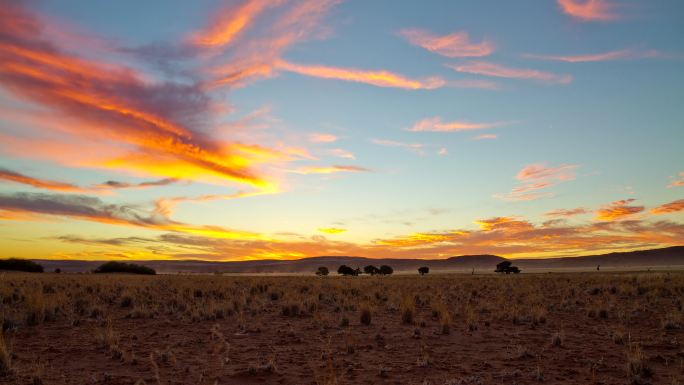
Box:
0 258 43 273
337 265 358 276
379 265 393 276
315 266 329 276
495 261 521 274
363 265 380 275
418 266 429 275
93 262 156 275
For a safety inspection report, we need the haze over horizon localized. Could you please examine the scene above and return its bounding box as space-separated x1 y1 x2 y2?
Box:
0 0 683 261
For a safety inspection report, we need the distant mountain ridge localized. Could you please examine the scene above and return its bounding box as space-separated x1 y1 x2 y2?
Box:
24 246 684 274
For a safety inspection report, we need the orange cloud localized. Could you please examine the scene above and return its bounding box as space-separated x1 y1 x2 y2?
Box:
398 29 494 57
407 117 507 132
557 0 619 22
668 172 684 188
524 48 662 63
449 61 572 84
517 163 577 181
651 199 684 215
475 217 534 232
309 133 338 143
0 3 290 192
596 199 645 221
190 0 282 48
0 167 85 193
0 192 266 241
275 60 445 90
291 165 369 175
318 227 347 234
545 208 589 217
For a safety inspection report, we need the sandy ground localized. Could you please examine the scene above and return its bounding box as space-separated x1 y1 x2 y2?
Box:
1 272 683 385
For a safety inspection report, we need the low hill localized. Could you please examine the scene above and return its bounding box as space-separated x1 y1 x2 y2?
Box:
29 246 684 274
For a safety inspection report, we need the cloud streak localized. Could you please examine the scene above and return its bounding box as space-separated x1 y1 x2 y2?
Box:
407 116 508 133
651 199 684 215
398 29 494 58
595 199 645 221
448 62 572 84
557 0 620 22
523 48 662 63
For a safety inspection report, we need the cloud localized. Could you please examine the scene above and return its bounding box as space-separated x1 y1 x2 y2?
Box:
668 172 684 188
0 167 178 193
523 48 663 63
473 134 497 140
291 165 369 175
0 167 85 193
595 199 645 221
407 116 508 132
495 163 578 202
309 133 338 143
545 208 589 217
398 29 494 58
0 3 285 192
448 62 572 84
371 139 425 154
557 0 620 22
275 60 445 90
189 0 282 48
0 192 264 240
517 163 577 181
318 227 346 234
328 148 356 160
651 199 684 215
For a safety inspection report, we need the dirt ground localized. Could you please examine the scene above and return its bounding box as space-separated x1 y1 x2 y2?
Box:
1 271 683 385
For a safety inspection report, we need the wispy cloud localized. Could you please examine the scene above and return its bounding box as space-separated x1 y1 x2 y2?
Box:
448 62 572 84
0 168 85 193
545 207 589 217
318 227 346 234
275 60 445 90
523 48 662 63
291 165 369 175
189 0 282 48
496 163 578 201
557 0 620 22
309 133 338 143
328 149 356 160
595 199 645 221
0 192 264 240
398 29 494 58
668 172 684 188
371 139 425 154
407 117 508 133
473 134 497 140
651 199 684 215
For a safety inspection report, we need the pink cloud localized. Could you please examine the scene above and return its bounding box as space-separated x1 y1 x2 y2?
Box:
473 134 497 140
398 29 494 58
557 0 620 22
408 116 507 133
651 199 684 215
517 163 577 181
449 61 572 84
523 48 663 63
309 133 338 143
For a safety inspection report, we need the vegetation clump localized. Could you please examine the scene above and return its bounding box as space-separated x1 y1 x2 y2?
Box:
0 258 43 273
379 265 393 276
363 265 380 275
315 266 329 276
495 261 520 274
337 265 359 276
93 262 156 275
418 266 429 275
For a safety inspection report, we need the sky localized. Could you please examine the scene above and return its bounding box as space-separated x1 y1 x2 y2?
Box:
0 0 683 261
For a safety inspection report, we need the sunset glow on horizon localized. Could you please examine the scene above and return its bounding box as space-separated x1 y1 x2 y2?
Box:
0 0 682 261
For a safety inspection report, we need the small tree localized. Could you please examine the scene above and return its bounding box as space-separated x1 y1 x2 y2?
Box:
364 265 380 275
316 266 329 276
337 265 357 276
495 261 521 274
379 265 393 276
54 268 61 274
94 261 155 275
418 266 429 275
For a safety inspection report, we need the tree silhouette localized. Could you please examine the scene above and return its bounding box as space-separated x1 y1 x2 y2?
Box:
337 265 357 276
379 265 393 275
364 265 380 275
316 266 329 276
495 261 520 274
418 266 429 275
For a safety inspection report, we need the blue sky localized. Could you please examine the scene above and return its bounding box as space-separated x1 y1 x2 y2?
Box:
0 0 682 260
